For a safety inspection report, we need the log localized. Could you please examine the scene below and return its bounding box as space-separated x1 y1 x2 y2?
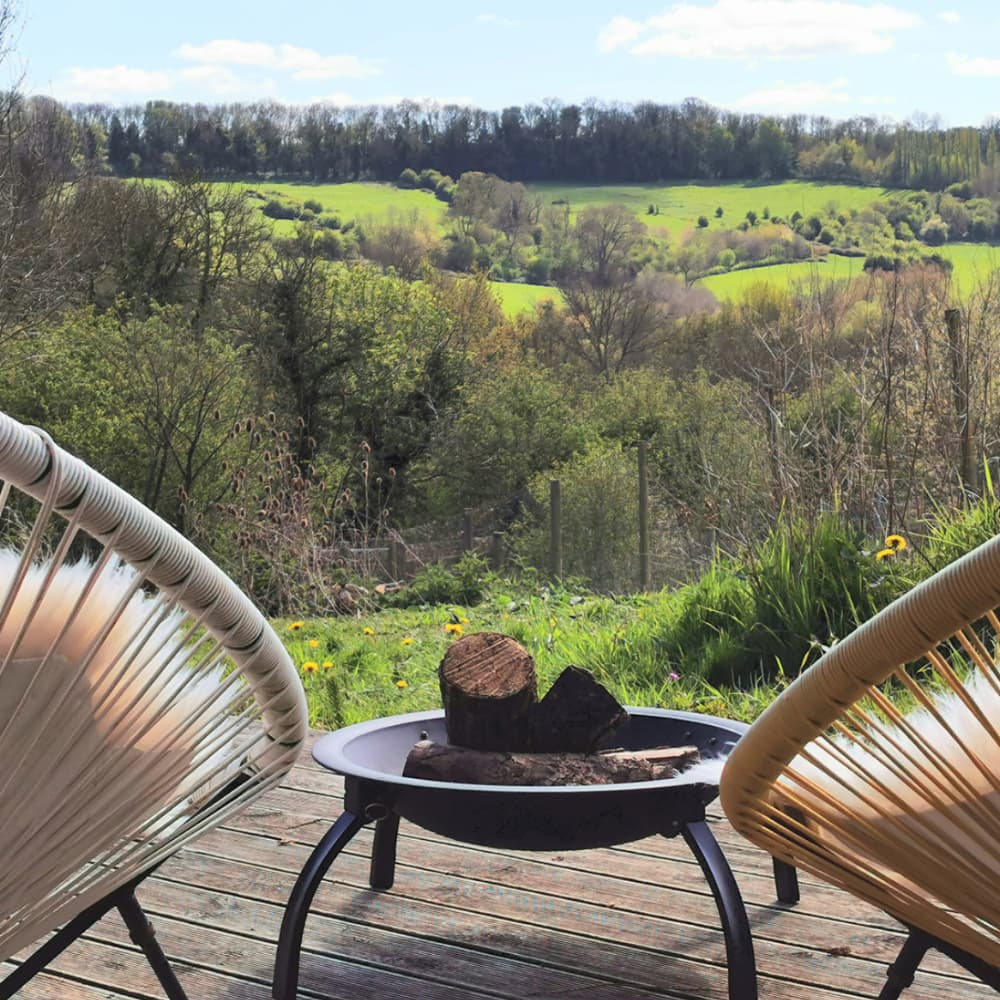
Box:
528 666 627 752
439 632 537 751
403 740 701 786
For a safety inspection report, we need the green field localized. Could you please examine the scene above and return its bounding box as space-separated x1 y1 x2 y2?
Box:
223 179 1000 311
488 280 560 313
529 180 891 239
698 254 868 300
240 180 449 234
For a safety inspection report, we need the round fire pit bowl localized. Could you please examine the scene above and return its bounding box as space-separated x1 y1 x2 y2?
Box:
313 706 746 850
274 708 781 1000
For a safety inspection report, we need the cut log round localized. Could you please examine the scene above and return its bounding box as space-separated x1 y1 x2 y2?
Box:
403 740 701 786
439 632 537 751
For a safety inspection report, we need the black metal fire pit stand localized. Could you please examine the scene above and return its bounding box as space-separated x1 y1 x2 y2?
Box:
273 773 760 1000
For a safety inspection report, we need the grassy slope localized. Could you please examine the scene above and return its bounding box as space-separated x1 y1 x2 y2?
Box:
231 178 1000 308
529 179 891 239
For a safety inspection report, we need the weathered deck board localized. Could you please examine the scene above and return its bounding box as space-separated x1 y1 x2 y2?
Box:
3 731 994 999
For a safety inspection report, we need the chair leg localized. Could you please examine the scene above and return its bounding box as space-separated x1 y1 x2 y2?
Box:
877 932 931 1000
681 820 758 1000
116 890 189 1000
772 858 800 904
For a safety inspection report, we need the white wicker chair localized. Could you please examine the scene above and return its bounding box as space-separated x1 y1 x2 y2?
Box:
0 411 308 998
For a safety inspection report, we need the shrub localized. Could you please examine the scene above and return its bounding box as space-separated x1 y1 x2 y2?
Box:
435 177 456 203
397 167 419 189
919 216 949 246
697 215 709 228
318 214 341 230
418 169 442 191
715 206 723 218
525 253 554 284
303 198 323 213
386 552 493 608
262 199 300 220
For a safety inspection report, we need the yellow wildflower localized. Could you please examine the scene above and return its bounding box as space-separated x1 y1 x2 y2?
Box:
288 621 305 631
302 661 319 673
875 548 896 561
444 623 463 636
396 679 409 688
458 615 470 624
308 639 320 648
401 637 415 646
885 534 908 552
322 661 334 670
363 626 375 636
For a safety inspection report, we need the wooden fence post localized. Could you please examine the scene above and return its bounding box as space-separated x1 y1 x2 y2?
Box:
463 508 474 551
491 530 504 572
389 537 403 581
549 479 562 579
946 307 978 495
638 440 650 590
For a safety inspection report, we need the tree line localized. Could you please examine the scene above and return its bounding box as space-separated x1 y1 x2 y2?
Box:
26 92 1000 190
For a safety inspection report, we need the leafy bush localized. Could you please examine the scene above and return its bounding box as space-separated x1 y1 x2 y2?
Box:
262 199 300 220
303 198 323 213
397 167 419 189
387 552 493 607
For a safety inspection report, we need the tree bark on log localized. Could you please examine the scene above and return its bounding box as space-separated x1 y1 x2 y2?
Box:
403 740 701 786
438 632 537 750
529 665 628 752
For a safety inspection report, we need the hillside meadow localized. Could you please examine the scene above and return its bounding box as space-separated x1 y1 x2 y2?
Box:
221 177 1000 312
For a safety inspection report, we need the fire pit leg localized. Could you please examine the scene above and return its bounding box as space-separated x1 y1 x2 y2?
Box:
370 812 401 889
273 811 367 1000
681 821 758 1000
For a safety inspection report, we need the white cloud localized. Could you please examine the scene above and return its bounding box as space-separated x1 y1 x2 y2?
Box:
177 65 246 95
939 10 960 22
175 39 380 80
734 77 852 111
947 51 1000 77
477 13 519 26
599 16 643 51
601 1 921 59
311 92 474 107
52 65 171 101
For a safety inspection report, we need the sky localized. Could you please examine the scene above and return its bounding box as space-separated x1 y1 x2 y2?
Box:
13 0 1000 124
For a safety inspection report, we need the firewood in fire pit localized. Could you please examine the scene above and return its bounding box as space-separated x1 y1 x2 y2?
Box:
402 740 701 786
529 665 628 752
439 632 537 751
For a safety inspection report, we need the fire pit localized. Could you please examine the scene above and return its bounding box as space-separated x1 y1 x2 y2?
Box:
273 707 774 1000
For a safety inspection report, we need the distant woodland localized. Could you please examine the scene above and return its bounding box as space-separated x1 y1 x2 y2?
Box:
27 94 1000 191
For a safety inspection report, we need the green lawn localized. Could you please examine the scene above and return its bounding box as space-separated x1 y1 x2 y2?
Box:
529 180 892 239
489 280 561 314
938 242 1000 294
240 179 450 232
698 254 868 300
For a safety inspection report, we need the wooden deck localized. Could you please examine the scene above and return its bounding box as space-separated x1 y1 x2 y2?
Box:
5 733 995 1000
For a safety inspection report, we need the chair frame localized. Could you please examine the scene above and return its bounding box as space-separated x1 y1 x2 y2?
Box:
721 531 1000 996
0 412 308 996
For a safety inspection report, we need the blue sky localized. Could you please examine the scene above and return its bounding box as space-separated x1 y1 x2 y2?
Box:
14 1 1000 124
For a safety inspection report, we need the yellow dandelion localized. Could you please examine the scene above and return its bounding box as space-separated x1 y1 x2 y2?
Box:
875 548 896 561
308 639 320 648
401 637 415 646
288 621 305 631
302 661 319 673
322 660 334 670
363 626 375 636
885 534 908 552
444 622 463 635
396 679 409 688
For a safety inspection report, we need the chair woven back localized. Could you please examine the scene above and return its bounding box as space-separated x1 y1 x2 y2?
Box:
721 531 1000 966
0 411 308 962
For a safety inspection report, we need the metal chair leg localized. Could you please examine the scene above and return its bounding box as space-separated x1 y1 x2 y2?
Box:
772 858 800 904
878 931 931 1000
117 890 189 1000
272 811 367 1000
370 812 400 890
681 820 758 1000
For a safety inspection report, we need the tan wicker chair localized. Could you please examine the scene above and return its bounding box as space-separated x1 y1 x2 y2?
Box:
720 533 1000 998
0 411 308 998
